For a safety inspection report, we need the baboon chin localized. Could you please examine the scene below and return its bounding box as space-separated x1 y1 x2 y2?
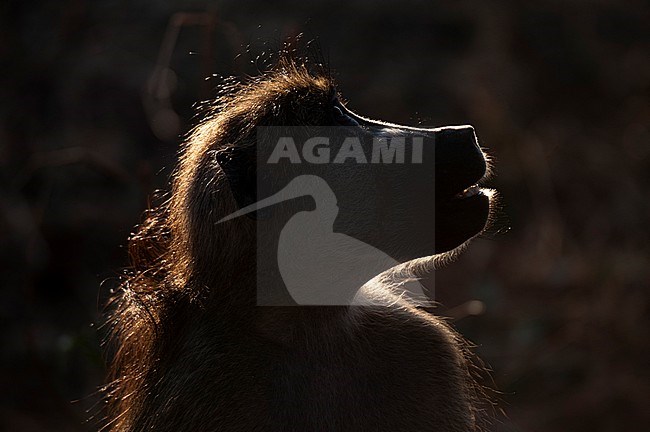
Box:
105 58 495 431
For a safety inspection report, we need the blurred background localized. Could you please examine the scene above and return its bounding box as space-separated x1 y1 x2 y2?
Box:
1 0 648 431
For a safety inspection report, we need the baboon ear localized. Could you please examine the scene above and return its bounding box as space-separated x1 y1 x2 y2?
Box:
214 146 269 220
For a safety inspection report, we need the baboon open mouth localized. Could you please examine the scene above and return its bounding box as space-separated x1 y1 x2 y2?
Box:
453 180 494 201
454 184 482 199
433 157 493 252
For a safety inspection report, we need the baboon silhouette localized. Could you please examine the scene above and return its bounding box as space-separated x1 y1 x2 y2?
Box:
104 58 494 431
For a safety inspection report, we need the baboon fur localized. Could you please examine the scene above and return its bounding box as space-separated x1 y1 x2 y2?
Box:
104 59 488 432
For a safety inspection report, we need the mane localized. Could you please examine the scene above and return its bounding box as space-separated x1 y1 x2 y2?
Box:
102 57 335 431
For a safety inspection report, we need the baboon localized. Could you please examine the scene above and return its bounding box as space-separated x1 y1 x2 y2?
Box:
105 58 495 431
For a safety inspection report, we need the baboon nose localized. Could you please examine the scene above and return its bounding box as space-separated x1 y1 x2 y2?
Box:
436 125 480 156
434 125 486 194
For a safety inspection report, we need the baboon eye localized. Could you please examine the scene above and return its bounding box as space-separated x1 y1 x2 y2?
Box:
332 103 360 127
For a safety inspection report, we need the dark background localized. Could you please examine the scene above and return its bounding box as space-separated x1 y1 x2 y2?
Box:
1 1 648 431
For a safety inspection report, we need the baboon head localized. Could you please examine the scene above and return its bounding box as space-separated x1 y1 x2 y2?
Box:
206 59 493 268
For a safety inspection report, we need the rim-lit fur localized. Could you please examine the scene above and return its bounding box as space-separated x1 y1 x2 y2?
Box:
103 59 489 432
